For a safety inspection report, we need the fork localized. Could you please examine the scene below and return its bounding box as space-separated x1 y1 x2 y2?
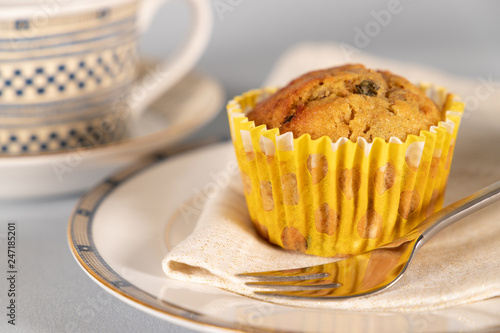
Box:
238 181 500 299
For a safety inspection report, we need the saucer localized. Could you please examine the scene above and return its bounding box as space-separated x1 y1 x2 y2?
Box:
0 62 225 200
68 142 500 333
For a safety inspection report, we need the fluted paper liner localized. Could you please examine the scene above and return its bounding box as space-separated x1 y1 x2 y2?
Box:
227 84 464 257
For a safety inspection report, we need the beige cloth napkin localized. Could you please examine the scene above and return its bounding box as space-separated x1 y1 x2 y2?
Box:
163 43 500 312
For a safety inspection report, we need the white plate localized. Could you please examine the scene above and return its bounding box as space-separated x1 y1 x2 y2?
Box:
68 142 500 333
0 62 224 200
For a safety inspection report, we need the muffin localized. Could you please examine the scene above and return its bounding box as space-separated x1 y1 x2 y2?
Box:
227 64 464 257
248 64 441 143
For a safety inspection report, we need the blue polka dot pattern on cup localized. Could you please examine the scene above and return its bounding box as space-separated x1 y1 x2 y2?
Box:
0 2 139 154
0 109 129 155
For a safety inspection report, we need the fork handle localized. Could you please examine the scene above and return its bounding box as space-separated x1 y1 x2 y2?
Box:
417 180 500 249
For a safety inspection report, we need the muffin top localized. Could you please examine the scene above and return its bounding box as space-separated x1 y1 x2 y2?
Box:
247 64 442 142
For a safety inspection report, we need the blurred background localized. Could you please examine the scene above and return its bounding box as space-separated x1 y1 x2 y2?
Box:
142 0 500 141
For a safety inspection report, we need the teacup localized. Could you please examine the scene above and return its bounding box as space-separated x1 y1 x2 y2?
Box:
0 0 212 155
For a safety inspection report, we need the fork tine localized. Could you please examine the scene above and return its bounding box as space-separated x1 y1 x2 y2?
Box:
237 263 332 281
254 288 347 299
245 278 341 290
238 272 329 282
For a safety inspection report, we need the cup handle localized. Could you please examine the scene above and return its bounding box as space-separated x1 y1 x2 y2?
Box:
129 0 213 120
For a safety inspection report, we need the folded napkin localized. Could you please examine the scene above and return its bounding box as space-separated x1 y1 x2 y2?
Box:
163 43 500 312
163 173 500 311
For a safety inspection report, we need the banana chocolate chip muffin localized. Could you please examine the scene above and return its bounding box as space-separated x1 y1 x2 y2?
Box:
227 63 464 257
247 64 442 142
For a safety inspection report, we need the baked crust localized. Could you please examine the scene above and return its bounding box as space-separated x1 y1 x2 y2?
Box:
247 64 441 142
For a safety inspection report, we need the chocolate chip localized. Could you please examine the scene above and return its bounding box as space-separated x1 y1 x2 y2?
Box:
355 80 379 96
283 104 304 125
282 114 295 124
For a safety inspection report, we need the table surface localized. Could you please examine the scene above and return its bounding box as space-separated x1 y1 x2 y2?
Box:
2 1 500 332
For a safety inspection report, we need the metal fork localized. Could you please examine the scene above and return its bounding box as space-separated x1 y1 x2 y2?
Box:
238 181 500 299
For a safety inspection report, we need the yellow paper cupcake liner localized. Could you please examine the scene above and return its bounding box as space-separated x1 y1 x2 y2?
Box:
227 84 464 257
